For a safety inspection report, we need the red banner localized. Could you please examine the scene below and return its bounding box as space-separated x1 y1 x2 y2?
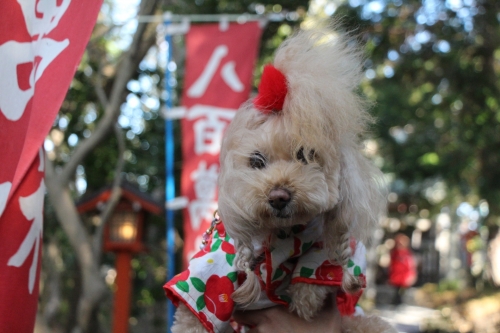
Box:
181 22 263 264
0 0 102 331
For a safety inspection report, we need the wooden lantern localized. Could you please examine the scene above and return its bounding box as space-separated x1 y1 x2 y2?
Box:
76 182 163 333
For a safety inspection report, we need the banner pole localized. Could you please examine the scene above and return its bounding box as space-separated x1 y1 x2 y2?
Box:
103 13 278 23
164 18 176 333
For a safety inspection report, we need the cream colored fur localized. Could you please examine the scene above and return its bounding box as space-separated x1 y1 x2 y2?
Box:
172 23 394 333
342 315 397 333
172 304 206 333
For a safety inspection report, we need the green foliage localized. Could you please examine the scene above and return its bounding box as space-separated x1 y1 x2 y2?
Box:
335 0 500 219
437 279 461 292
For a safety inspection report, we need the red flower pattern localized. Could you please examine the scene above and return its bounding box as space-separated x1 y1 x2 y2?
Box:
315 261 342 282
221 241 235 254
204 275 235 321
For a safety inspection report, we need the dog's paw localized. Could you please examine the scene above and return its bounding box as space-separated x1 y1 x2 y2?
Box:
288 283 334 321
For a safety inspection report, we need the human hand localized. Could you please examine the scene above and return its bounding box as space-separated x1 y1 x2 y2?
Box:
232 294 342 333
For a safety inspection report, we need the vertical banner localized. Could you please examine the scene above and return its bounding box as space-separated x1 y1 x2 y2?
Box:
0 1 102 332
181 22 263 264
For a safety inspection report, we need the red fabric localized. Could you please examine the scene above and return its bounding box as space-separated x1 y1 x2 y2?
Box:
0 156 44 333
180 23 263 266
253 65 288 113
337 290 363 316
0 1 102 332
388 248 417 288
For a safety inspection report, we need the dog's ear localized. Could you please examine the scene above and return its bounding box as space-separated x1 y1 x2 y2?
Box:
230 243 262 306
323 142 386 293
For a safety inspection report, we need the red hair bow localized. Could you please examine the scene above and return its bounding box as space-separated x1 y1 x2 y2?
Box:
253 65 288 113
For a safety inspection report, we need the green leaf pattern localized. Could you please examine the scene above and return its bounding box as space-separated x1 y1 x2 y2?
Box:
190 277 206 292
175 281 189 293
226 253 235 266
227 272 238 282
272 267 284 281
196 295 205 311
300 267 314 278
301 241 313 254
211 239 222 252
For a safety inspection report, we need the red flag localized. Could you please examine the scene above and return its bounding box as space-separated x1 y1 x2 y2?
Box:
0 0 102 332
181 22 263 265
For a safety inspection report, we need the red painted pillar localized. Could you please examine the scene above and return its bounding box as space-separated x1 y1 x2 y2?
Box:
112 251 132 333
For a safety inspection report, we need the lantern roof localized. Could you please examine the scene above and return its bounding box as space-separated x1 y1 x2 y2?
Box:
76 181 163 215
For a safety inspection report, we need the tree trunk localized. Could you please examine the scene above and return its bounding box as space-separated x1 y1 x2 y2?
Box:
42 1 162 331
45 163 107 333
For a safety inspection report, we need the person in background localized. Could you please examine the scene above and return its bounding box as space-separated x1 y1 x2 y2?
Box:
388 233 417 305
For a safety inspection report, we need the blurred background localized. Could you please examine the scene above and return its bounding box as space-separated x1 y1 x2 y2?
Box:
38 0 500 332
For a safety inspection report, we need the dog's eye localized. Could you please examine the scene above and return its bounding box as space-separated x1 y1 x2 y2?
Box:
309 149 316 161
296 147 308 164
249 151 266 169
297 147 316 164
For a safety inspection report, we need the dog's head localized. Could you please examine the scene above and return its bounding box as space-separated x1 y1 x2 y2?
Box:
218 101 338 234
219 25 384 244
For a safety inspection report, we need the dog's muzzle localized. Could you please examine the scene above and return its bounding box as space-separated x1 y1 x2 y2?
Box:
268 188 291 212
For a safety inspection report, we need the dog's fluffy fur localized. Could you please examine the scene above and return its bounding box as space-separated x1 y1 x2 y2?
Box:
171 23 396 333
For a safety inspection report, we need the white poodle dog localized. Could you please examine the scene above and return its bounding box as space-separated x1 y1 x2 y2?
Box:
165 22 397 333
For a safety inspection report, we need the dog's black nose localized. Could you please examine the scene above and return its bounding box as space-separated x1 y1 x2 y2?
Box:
268 188 291 210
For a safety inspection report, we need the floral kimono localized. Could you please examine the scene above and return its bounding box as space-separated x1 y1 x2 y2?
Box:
164 218 366 333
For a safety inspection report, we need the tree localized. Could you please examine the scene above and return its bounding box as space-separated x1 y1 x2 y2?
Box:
332 0 500 284
354 0 498 213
